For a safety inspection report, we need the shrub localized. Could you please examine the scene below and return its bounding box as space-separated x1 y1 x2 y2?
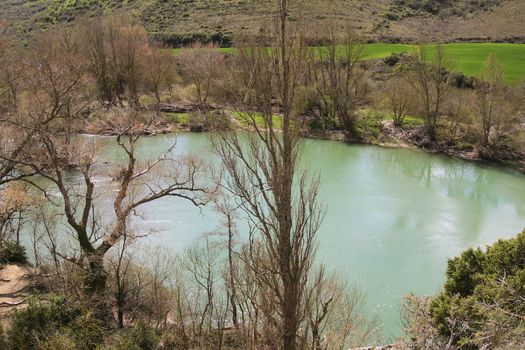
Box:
149 32 232 48
37 331 78 350
8 295 103 350
384 12 400 21
108 322 159 350
429 231 525 347
449 72 476 89
0 323 6 350
0 241 29 266
383 52 405 67
188 112 231 132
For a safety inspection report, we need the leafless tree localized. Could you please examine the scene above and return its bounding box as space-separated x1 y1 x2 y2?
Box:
11 110 210 306
406 45 451 141
0 33 24 112
213 197 241 329
0 183 31 245
212 1 330 349
305 25 367 133
79 15 149 106
303 269 377 350
473 54 518 147
143 44 176 105
107 232 134 329
184 239 229 349
384 75 415 127
177 43 224 111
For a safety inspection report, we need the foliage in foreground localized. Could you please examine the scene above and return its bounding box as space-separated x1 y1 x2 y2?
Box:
8 295 103 350
0 241 29 266
402 231 525 349
5 294 166 350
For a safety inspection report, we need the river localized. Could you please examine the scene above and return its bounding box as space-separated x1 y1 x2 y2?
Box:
89 132 525 340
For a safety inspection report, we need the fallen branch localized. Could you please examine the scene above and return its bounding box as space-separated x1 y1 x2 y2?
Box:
0 285 31 297
0 300 26 307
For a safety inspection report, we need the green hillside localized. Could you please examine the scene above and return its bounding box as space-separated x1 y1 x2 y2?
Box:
1 0 524 43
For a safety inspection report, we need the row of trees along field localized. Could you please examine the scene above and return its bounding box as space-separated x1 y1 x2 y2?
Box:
0 0 524 349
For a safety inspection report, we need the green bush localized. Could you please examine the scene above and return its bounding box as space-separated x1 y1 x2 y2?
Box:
383 52 405 67
384 12 400 21
429 230 525 347
0 241 29 266
37 331 79 350
0 323 7 350
8 295 103 350
449 72 476 89
108 322 159 350
149 31 232 48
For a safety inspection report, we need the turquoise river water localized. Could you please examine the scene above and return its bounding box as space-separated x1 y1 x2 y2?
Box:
90 132 525 341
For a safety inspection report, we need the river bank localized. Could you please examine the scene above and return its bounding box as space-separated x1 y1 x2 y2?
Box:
80 102 525 175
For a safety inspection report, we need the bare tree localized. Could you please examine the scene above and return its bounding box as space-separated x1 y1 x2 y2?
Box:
213 1 327 349
213 197 241 329
406 45 451 141
12 110 210 307
304 269 377 350
143 44 176 105
0 26 88 187
441 88 474 141
184 238 229 348
107 233 133 329
384 75 415 127
113 20 149 106
0 33 24 112
80 15 149 106
474 54 514 147
0 183 31 245
305 25 367 133
177 43 224 111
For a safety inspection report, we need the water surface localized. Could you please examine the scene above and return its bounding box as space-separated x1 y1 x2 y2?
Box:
96 133 525 340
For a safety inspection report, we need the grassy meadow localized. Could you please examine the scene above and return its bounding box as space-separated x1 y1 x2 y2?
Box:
174 43 525 84
359 43 525 84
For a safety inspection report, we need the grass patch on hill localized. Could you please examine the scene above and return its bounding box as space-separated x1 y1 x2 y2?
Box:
173 43 525 84
359 43 525 84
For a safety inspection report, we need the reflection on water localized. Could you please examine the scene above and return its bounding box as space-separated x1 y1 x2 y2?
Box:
81 134 525 340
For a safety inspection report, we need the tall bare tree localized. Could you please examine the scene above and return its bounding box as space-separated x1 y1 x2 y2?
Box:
474 54 508 147
80 15 149 106
143 44 176 105
213 1 326 349
12 106 210 308
406 45 451 141
306 26 367 133
384 75 415 127
177 43 224 111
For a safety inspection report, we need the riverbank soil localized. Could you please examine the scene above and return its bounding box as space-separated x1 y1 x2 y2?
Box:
0 264 36 318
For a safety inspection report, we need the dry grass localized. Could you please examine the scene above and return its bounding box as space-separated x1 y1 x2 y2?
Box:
0 0 523 42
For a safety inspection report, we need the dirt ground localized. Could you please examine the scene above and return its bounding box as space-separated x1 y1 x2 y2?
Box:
0 264 35 318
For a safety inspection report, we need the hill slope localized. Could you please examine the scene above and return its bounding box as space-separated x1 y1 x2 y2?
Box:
1 0 524 42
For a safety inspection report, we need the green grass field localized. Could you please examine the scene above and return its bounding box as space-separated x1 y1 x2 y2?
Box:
174 43 525 85
359 43 525 84
234 112 283 129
